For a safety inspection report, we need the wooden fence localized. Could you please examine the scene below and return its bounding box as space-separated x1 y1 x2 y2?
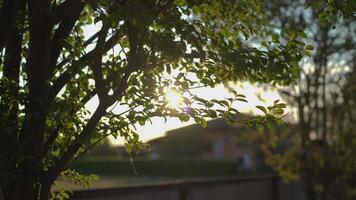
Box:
70 175 305 200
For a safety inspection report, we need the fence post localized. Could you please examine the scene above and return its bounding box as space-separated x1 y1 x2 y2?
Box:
178 182 190 200
271 177 279 200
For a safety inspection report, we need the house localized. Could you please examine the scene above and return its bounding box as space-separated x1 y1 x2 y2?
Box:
147 136 164 160
147 119 259 170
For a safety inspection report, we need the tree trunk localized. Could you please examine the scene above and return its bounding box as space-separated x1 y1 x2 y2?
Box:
3 181 38 200
2 178 53 200
39 180 52 200
2 1 53 200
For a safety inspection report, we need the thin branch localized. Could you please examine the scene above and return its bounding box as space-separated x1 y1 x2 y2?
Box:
54 31 101 71
117 40 128 60
43 89 96 153
47 16 149 181
90 24 110 100
50 30 122 99
46 103 107 181
47 60 138 181
65 120 135 169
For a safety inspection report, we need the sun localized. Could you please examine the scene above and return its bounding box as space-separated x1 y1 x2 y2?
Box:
165 89 183 108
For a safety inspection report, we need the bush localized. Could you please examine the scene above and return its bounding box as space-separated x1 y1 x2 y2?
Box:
71 158 240 177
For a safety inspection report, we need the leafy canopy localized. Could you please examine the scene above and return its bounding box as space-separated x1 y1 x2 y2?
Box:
48 0 304 155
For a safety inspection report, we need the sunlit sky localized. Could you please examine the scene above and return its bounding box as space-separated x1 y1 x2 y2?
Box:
121 82 288 145
85 81 291 146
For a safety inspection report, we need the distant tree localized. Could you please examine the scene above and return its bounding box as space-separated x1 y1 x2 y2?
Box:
257 1 356 200
0 1 306 199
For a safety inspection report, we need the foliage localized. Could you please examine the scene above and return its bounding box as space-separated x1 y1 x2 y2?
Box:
256 0 356 199
0 0 305 199
252 121 301 181
305 0 356 26
50 169 98 200
72 158 245 177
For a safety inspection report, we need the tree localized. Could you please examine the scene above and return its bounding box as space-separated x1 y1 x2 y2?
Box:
257 1 356 199
0 0 305 199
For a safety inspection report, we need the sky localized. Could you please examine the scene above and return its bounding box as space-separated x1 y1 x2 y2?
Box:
119 82 287 145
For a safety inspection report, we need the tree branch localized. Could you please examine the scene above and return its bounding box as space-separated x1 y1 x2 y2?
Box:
49 0 85 73
54 30 101 71
47 18 149 182
43 89 96 154
51 0 84 26
50 30 122 99
47 56 142 183
45 103 108 182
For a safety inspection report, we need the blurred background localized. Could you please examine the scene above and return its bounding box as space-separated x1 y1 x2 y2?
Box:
57 0 356 200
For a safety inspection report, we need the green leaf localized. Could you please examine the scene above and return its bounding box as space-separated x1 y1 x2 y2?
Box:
200 118 207 128
194 117 201 123
177 73 184 80
235 94 246 98
274 103 287 109
220 100 230 107
272 108 284 115
304 50 312 57
178 113 190 122
256 105 267 114
138 119 145 126
305 44 314 50
261 41 269 48
236 98 248 103
208 110 217 118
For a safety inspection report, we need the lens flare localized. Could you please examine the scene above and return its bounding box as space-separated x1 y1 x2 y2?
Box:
165 89 183 108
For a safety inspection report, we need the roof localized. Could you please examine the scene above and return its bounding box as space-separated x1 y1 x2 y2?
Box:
147 116 297 144
165 116 251 136
147 136 165 145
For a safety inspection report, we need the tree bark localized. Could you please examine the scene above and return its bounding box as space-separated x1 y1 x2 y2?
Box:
4 1 52 200
38 179 52 200
0 0 23 51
